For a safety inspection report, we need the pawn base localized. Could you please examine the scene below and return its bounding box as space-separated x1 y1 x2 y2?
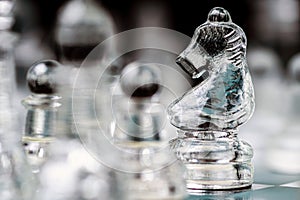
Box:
170 131 253 194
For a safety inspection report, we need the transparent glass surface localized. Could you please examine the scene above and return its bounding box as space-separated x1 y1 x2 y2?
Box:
21 61 62 173
168 11 254 131
167 7 255 192
170 131 253 193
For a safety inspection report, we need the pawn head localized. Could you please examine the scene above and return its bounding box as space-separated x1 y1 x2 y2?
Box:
120 62 161 98
27 60 62 94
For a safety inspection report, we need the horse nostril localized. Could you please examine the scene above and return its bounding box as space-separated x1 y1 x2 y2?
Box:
176 55 210 80
176 56 196 77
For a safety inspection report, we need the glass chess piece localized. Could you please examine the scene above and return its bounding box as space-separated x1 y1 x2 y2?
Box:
55 0 119 138
31 61 121 200
34 138 120 200
239 46 285 164
55 0 115 67
266 53 300 174
21 60 62 173
113 62 187 200
0 0 18 128
168 7 255 193
0 1 36 199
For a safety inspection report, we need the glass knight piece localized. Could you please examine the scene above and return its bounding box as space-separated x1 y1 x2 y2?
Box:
168 7 255 193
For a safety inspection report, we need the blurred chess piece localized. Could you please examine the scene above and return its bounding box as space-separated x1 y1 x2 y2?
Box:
22 60 62 173
0 0 18 129
239 46 285 158
266 53 300 174
113 62 186 199
34 139 120 200
55 0 115 67
249 0 300 62
21 61 119 200
168 7 255 193
55 0 120 139
0 1 36 199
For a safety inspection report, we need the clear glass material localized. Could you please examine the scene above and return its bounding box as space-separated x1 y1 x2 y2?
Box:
55 0 118 141
113 63 187 199
29 63 121 200
22 60 62 173
239 47 285 160
22 94 60 173
168 7 255 192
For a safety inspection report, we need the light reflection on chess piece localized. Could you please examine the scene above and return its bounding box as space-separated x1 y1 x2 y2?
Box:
266 53 300 174
22 60 62 173
168 7 255 193
113 62 186 199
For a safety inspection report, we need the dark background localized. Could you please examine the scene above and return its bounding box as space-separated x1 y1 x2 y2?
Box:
13 0 300 67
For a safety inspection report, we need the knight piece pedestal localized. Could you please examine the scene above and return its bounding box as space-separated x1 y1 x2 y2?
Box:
170 131 253 194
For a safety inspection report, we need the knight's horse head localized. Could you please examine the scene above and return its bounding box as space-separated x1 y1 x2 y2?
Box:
176 7 247 79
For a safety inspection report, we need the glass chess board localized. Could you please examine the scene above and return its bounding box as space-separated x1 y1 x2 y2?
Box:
187 149 300 200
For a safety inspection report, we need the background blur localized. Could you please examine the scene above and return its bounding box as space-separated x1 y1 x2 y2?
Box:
11 0 300 175
14 0 300 65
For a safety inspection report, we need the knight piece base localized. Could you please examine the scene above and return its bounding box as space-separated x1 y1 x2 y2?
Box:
169 131 253 194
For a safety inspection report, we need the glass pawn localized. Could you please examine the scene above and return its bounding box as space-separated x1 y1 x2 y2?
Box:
168 7 255 193
22 60 62 173
32 60 121 200
113 62 187 199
